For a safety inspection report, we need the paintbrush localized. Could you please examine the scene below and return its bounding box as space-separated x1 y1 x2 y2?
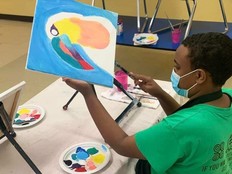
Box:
115 61 143 82
115 61 133 78
165 12 174 31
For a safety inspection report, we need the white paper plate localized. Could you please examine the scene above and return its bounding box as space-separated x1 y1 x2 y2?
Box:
59 142 111 174
13 104 45 128
133 33 159 45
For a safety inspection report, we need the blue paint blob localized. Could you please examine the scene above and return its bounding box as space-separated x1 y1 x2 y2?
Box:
76 151 89 160
101 145 108 152
76 147 86 153
14 119 24 124
74 147 89 160
71 154 78 160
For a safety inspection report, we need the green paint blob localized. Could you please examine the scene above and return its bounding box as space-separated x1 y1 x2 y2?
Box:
87 147 99 155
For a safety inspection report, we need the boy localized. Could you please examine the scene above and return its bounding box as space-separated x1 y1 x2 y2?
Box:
63 32 232 174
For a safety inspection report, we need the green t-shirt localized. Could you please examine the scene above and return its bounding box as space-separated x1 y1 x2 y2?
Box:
135 88 232 174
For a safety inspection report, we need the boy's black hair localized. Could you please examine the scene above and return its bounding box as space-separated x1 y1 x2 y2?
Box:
182 32 232 86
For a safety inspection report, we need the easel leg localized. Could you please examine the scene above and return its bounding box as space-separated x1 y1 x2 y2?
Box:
63 91 79 110
62 84 96 110
2 129 42 174
0 103 16 137
113 78 141 123
62 62 142 123
0 104 41 174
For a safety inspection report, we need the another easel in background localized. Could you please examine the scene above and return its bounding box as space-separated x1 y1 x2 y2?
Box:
0 82 42 174
63 61 142 123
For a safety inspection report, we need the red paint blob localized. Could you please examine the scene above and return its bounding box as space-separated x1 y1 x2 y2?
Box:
75 167 87 172
32 114 41 119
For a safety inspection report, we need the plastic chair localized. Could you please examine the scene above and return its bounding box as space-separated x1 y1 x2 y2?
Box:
148 0 229 39
91 0 149 33
183 0 228 38
147 0 196 38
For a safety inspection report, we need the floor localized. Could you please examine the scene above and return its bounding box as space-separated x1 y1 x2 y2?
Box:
0 19 231 105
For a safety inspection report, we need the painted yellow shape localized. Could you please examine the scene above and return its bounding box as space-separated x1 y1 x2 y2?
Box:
90 153 105 164
18 108 30 115
54 18 81 43
147 36 155 41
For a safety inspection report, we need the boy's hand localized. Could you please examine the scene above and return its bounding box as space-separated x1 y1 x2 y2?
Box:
129 73 163 97
62 77 94 97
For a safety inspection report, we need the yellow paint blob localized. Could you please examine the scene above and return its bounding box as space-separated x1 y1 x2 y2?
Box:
90 153 105 164
147 36 155 41
18 108 30 115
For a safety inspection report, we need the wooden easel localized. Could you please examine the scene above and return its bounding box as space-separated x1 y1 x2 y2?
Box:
0 82 42 174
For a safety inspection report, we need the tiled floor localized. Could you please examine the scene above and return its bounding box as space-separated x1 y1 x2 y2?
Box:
0 19 231 105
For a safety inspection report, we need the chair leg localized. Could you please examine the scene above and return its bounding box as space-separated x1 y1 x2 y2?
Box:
141 0 149 33
185 0 191 16
184 0 228 38
184 0 197 39
136 0 149 33
136 0 141 32
91 0 106 9
91 0 95 6
149 0 194 35
219 0 229 34
147 0 162 33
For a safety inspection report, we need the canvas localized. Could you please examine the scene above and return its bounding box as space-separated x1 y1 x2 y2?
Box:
26 0 118 87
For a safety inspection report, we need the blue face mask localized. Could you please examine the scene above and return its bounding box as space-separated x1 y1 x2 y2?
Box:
170 69 198 98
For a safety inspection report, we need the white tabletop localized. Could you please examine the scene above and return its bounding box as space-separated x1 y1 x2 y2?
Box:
0 78 180 174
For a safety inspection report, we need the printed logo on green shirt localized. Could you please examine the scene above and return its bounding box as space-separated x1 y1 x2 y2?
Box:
212 142 225 161
201 134 232 173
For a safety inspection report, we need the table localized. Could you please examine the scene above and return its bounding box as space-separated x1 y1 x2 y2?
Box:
117 16 232 51
0 78 179 174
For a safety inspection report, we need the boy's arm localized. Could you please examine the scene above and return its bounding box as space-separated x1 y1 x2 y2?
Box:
63 78 146 159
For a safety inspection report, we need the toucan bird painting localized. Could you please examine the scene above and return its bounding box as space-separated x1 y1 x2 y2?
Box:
26 0 117 87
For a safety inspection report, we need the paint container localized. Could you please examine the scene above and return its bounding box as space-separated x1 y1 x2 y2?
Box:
117 19 123 36
115 70 128 91
171 28 181 44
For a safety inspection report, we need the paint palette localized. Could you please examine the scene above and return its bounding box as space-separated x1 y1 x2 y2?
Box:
13 104 45 128
59 142 111 174
133 33 159 45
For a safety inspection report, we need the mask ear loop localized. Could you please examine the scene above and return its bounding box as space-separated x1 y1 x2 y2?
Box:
181 70 200 97
180 69 200 79
187 82 198 93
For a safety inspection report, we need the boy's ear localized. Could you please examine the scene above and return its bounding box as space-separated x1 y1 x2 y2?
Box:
195 69 207 84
